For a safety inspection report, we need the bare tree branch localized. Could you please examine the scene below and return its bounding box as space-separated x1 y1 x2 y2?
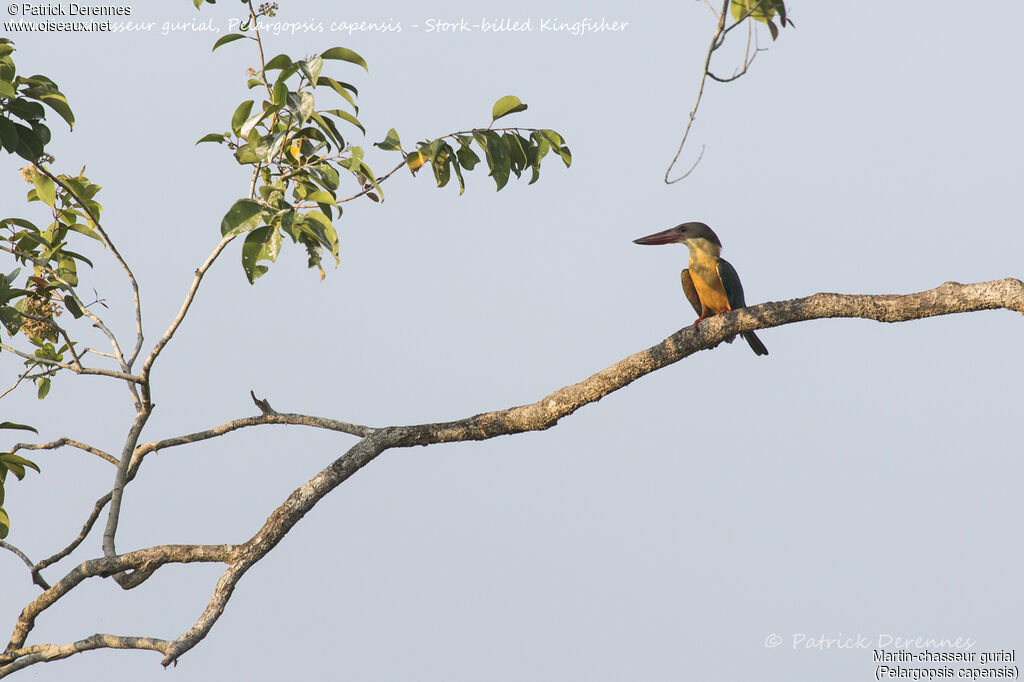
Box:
131 411 374 467
0 343 141 383
0 542 35 573
3 544 240 658
138 235 234 399
4 278 1021 676
0 634 172 676
12 438 117 467
101 412 151 561
31 492 113 589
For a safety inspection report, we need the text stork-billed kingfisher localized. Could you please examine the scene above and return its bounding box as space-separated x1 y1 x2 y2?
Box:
633 222 769 357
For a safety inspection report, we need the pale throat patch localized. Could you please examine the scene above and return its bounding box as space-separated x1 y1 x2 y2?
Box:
684 237 722 259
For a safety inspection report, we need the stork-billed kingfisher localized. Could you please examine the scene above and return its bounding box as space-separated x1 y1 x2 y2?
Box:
633 222 769 357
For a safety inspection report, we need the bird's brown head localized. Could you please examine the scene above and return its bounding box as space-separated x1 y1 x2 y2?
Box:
632 221 722 247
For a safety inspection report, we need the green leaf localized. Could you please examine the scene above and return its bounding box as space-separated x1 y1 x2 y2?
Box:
289 91 315 125
491 95 528 122
305 190 336 204
449 147 466 195
231 100 254 135
241 225 281 283
22 86 74 130
503 133 528 177
456 142 480 170
239 105 275 138
320 47 368 72
196 132 228 145
0 116 17 153
32 173 55 207
312 163 340 191
374 128 402 152
220 198 266 236
63 295 84 318
322 109 364 134
310 111 344 149
431 148 451 188
272 80 288 106
0 80 15 98
37 377 50 399
474 130 511 191
540 129 572 167
0 422 38 434
13 123 44 161
61 248 93 268
56 255 78 286
315 76 358 112
212 33 247 51
0 453 40 476
357 161 383 198
300 55 323 84
0 508 9 539
263 54 293 71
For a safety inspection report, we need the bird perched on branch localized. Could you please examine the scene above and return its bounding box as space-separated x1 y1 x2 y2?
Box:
633 221 768 356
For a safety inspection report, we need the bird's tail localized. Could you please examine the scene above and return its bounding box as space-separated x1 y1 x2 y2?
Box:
742 331 769 356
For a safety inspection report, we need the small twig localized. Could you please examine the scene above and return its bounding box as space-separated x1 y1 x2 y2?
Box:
249 390 276 415
0 541 35 571
0 245 141 406
0 343 142 383
666 0 772 183
16 311 84 371
665 0 729 183
12 437 117 466
0 372 29 400
31 164 145 369
1 540 50 590
131 410 374 470
32 492 113 587
139 235 234 398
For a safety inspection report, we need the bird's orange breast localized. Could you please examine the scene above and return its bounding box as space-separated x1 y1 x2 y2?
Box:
688 255 731 314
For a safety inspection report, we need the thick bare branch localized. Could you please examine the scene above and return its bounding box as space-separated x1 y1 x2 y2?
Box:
101 411 151 559
159 436 388 666
0 634 171 677
5 277 1021 676
160 277 1024 665
3 543 240 657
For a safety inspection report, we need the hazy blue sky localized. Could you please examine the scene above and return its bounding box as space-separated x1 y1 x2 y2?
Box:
2 1 1022 680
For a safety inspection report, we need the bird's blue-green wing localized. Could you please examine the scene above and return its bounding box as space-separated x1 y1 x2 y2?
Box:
718 258 769 356
716 258 748 310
